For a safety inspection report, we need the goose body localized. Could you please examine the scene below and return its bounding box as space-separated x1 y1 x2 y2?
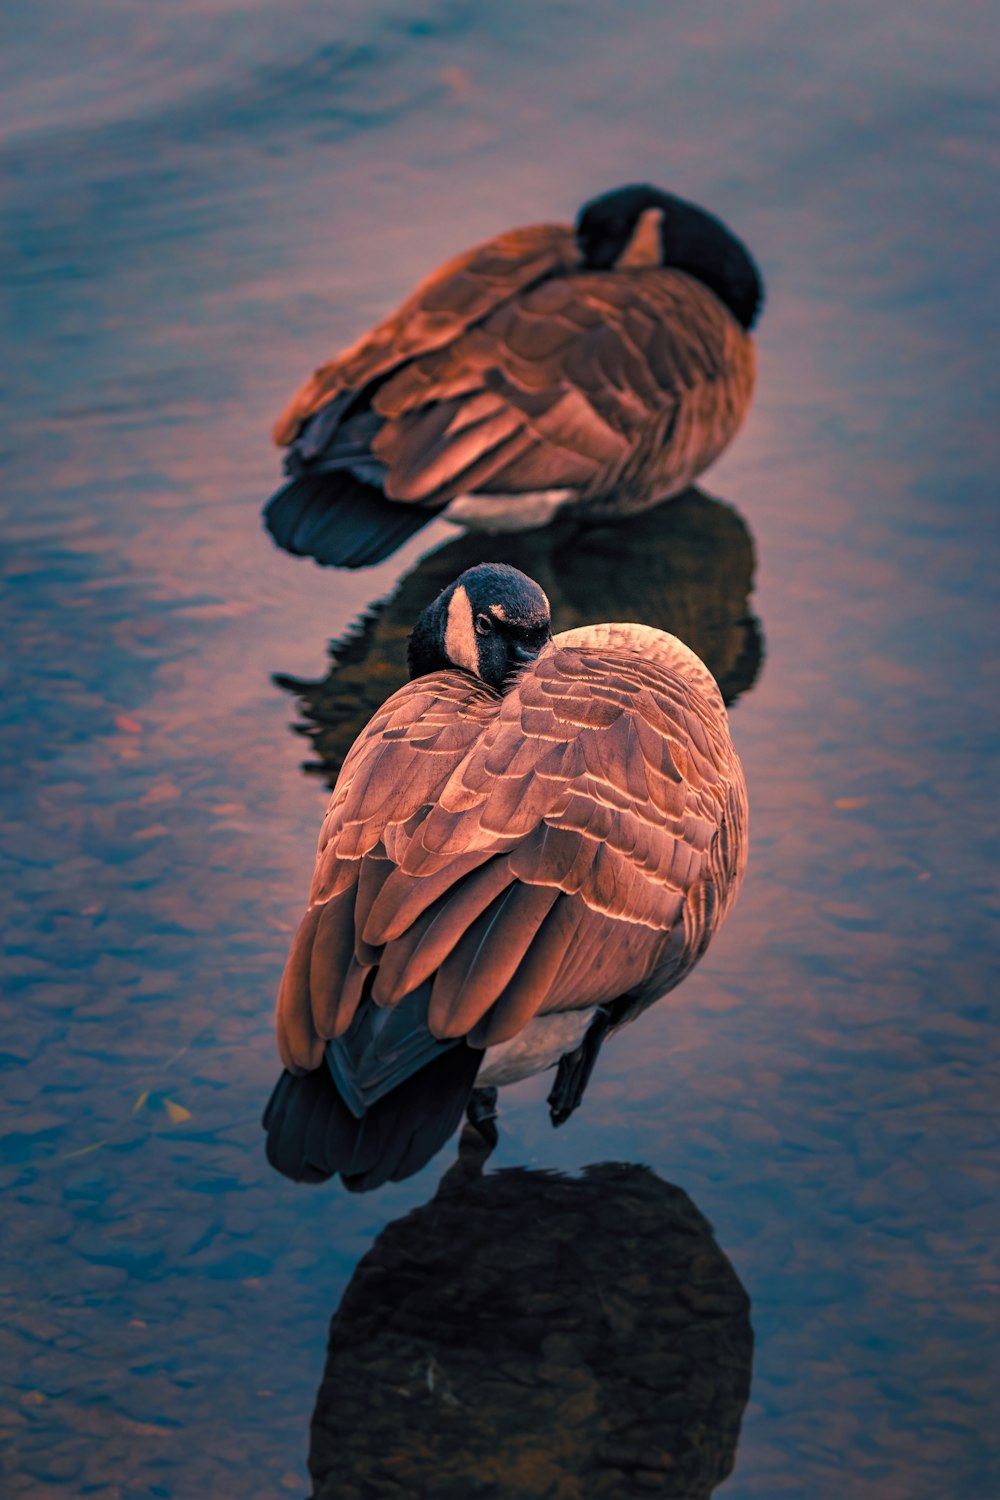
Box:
265 185 764 567
264 566 748 1189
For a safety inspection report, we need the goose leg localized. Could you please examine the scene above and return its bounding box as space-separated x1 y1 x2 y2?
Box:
464 1086 499 1153
548 1006 613 1126
466 1085 499 1124
466 1086 499 1133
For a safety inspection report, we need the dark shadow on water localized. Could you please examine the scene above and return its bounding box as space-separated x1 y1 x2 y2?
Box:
309 1143 753 1499
275 486 763 785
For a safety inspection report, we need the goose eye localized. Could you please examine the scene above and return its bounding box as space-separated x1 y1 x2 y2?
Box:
474 613 494 636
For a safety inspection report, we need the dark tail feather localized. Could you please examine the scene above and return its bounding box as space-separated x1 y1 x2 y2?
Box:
262 1043 483 1191
263 1067 345 1184
326 982 461 1115
263 473 440 569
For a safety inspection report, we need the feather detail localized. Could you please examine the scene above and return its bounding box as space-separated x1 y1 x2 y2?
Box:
466 895 583 1047
272 224 578 445
309 888 361 1038
427 883 562 1039
264 473 436 569
369 857 515 995
275 904 325 1072
263 1042 482 1188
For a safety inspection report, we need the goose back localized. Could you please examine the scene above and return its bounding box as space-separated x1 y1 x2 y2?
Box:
272 224 578 445
276 629 747 1076
368 269 754 513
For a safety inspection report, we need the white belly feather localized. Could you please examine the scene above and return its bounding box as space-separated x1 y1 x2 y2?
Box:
476 1007 597 1088
443 489 573 532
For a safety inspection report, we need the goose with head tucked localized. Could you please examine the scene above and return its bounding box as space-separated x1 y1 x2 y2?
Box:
265 185 764 567
275 485 764 788
263 563 748 1189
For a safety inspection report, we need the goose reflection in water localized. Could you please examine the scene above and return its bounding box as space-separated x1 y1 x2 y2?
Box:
308 1138 752 1499
276 486 763 788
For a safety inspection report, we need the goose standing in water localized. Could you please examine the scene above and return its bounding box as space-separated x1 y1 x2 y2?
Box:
264 564 748 1189
265 185 764 567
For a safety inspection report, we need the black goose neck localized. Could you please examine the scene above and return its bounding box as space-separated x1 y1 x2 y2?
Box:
576 185 764 330
660 195 763 330
407 594 452 681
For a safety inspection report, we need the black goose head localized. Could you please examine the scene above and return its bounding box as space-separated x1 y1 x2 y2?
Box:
407 563 552 690
575 183 764 330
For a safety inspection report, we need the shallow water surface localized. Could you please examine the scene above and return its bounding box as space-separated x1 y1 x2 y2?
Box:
1 1 998 1496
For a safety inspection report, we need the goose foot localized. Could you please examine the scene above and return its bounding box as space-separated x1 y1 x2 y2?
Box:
548 1006 613 1126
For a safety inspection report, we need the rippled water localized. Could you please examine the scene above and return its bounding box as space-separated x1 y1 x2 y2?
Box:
2 1 998 1495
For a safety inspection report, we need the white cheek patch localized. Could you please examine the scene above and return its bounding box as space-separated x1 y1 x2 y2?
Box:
444 584 479 676
616 207 664 268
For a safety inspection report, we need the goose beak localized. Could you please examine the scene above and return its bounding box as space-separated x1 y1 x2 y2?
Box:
501 637 548 687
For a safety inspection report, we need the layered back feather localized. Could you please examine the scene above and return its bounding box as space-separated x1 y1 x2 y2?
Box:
275 626 747 1078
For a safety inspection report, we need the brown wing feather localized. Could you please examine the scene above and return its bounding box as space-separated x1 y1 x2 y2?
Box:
368 269 754 508
275 639 747 1071
272 224 578 445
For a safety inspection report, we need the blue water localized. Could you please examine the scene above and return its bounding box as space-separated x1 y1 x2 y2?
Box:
2 1 998 1495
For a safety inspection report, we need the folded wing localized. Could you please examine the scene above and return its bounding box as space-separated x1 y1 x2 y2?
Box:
369 269 752 507
272 224 578 446
274 238 754 517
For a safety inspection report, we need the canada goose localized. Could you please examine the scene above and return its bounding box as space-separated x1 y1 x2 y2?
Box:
275 486 763 786
263 563 748 1189
310 1162 752 1498
265 184 764 568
